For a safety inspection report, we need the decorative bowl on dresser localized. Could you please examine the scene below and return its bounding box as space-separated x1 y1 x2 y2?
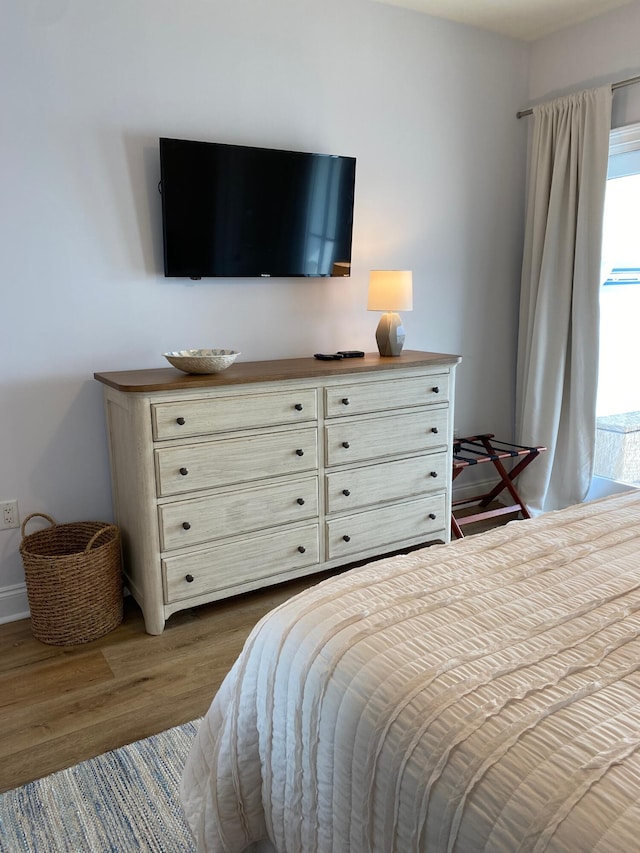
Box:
94 350 461 634
162 348 240 374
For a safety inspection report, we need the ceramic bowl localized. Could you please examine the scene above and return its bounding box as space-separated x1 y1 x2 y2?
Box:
162 349 240 374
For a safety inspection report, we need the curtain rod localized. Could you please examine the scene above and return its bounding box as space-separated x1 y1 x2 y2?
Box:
517 73 640 118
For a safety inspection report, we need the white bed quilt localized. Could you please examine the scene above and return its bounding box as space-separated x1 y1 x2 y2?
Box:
181 491 640 852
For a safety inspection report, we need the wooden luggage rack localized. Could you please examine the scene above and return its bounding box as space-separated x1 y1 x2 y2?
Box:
451 433 546 539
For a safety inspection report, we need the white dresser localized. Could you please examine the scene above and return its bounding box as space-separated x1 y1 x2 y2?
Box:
95 351 460 634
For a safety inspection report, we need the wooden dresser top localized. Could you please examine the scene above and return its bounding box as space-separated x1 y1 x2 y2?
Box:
94 350 461 393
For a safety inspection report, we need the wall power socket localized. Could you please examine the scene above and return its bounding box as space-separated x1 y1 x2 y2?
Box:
0 500 19 530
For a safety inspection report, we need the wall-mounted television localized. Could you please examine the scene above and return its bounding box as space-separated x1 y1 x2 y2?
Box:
159 137 356 279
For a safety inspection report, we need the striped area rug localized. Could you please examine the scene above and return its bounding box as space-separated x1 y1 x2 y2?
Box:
0 719 201 852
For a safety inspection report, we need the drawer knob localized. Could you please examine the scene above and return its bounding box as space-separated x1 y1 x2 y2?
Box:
298 545 306 554
431 427 439 434
179 467 189 476
182 521 191 530
430 471 438 478
432 386 440 394
185 574 194 583
428 512 437 520
342 441 350 449
296 448 304 457
342 489 351 497
342 397 350 406
297 498 305 505
343 534 351 542
176 417 186 425
294 403 303 411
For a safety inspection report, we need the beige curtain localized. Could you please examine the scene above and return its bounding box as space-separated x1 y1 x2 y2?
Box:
516 86 612 514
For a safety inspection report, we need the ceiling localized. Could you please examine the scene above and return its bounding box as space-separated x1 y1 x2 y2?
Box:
373 0 635 41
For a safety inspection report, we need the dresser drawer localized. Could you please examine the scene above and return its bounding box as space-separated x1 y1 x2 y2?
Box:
325 374 448 418
159 476 319 550
155 427 318 496
152 389 317 440
163 523 320 603
325 407 448 467
326 494 446 559
325 451 448 514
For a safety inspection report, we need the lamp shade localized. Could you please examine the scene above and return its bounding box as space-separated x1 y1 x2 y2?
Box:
367 270 413 312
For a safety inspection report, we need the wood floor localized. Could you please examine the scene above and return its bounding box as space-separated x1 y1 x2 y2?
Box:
0 509 509 794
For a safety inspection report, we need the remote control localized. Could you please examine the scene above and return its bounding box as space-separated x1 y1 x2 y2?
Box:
314 353 343 360
337 350 365 358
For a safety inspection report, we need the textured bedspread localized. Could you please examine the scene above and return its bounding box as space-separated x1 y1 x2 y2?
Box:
181 491 640 852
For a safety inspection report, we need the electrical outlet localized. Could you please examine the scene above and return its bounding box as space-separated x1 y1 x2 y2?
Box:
0 500 19 530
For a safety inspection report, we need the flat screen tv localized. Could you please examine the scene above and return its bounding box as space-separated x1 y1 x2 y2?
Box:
159 137 356 278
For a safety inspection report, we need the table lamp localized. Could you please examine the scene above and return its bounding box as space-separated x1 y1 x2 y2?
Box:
367 270 413 356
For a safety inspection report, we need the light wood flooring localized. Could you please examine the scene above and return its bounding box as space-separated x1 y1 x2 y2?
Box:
0 509 508 794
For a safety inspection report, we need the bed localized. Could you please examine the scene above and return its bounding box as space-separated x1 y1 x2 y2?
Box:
181 490 640 852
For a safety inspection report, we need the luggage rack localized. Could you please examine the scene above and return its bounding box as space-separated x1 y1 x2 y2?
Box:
451 433 546 539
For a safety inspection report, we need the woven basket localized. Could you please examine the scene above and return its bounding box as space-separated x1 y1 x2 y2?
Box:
20 513 123 646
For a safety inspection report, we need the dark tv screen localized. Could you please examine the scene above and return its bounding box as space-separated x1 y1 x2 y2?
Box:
159 138 356 278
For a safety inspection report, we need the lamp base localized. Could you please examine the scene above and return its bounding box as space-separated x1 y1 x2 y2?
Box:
375 312 406 357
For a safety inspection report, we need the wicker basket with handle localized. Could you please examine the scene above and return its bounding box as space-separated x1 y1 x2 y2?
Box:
19 513 123 645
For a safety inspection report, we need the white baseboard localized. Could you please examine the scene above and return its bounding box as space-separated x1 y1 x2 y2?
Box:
0 583 29 625
452 476 496 504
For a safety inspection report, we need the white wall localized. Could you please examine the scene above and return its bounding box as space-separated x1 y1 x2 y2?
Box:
527 0 640 127
1 0 529 621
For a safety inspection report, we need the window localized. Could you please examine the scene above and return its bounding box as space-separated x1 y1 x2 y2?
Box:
594 122 640 486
